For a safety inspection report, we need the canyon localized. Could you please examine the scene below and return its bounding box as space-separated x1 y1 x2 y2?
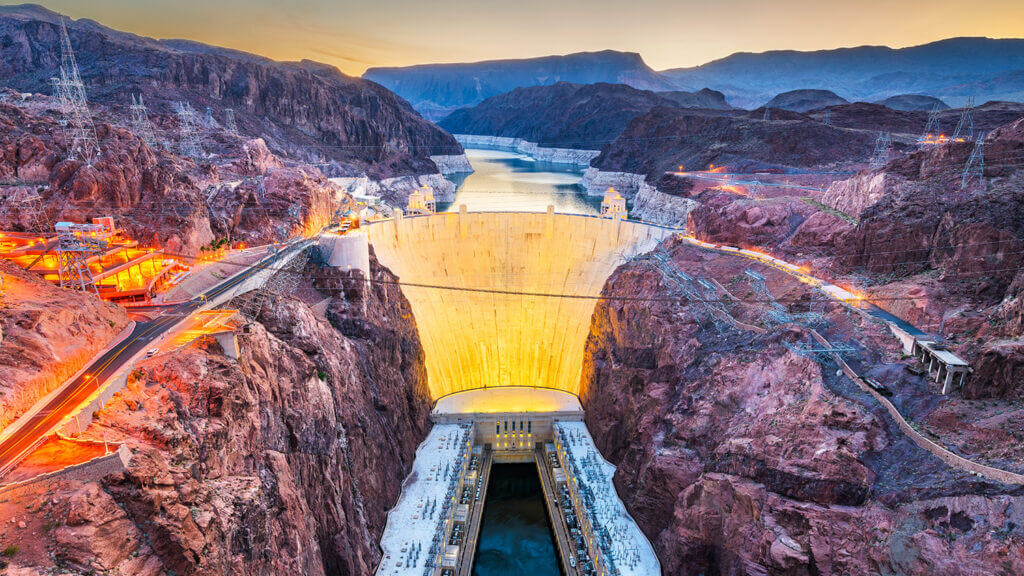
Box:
1 4 1024 576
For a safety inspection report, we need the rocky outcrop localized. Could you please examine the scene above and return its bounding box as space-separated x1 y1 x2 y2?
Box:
0 5 460 178
580 168 646 198
0 99 354 253
454 134 600 167
764 89 848 112
334 172 458 207
579 237 1024 575
1 256 433 575
629 181 697 226
0 261 129 429
440 82 689 149
876 94 950 111
591 106 876 182
429 154 473 175
687 190 815 247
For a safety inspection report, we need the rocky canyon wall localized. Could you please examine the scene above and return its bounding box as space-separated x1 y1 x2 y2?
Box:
578 237 1024 576
1 256 433 575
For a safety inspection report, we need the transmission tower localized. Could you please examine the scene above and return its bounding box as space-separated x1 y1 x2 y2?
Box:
823 109 831 126
55 221 105 296
205 106 218 129
919 103 942 143
763 106 771 122
129 94 157 147
175 101 205 159
961 133 986 191
241 246 310 320
48 17 99 164
952 97 975 142
869 133 892 169
224 108 238 135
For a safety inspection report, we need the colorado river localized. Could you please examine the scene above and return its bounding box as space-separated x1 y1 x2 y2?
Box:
472 463 563 576
440 149 600 214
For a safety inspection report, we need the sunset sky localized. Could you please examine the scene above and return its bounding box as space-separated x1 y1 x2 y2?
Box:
9 0 1024 75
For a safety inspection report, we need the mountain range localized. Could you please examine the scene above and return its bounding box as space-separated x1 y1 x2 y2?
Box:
365 39 1024 115
0 3 457 177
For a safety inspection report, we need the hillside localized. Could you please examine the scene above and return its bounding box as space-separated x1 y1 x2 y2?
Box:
0 4 459 178
438 82 726 148
363 50 677 120
876 94 950 111
764 89 848 112
662 37 1024 108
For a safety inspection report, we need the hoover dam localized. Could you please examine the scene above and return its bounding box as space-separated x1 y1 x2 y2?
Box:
358 207 670 575
365 208 670 398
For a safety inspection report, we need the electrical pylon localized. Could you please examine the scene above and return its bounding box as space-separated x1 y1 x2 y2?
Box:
175 101 205 159
224 108 238 135
869 133 892 169
961 133 985 191
952 97 975 142
48 17 99 164
55 221 105 296
919 103 942 143
763 106 771 122
129 94 157 147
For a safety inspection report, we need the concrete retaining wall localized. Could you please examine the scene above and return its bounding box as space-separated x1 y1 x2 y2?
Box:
0 444 131 499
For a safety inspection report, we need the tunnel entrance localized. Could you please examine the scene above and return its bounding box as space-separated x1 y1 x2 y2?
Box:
472 463 563 576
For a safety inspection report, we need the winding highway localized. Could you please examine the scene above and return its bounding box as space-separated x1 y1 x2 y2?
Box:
0 240 307 477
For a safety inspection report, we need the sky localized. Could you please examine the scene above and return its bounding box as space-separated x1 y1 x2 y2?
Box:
8 0 1024 76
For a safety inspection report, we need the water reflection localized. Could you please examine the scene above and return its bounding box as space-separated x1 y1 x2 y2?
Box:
441 149 600 214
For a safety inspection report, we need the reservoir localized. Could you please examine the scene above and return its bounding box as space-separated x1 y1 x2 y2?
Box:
441 149 601 214
472 463 563 576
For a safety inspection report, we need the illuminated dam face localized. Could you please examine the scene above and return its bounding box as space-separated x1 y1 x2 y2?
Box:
365 210 670 399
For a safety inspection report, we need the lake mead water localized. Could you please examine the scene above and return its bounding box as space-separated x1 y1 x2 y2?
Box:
440 149 601 214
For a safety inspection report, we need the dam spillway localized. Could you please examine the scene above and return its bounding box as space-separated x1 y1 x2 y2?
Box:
364 209 671 398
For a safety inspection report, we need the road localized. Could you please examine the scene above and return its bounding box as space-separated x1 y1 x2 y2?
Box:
0 240 306 477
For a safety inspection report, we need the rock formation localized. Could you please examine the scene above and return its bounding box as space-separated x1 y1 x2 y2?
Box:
365 50 678 120
763 89 849 112
0 260 129 429
440 82 724 149
0 4 460 178
0 256 433 575
579 237 1024 575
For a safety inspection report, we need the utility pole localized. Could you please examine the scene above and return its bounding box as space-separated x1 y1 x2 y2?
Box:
224 108 238 135
129 94 157 148
953 97 975 142
48 17 99 164
175 101 205 160
919 103 942 143
869 132 892 169
961 133 986 191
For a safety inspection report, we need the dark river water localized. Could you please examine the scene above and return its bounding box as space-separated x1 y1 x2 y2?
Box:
472 463 563 576
440 148 601 214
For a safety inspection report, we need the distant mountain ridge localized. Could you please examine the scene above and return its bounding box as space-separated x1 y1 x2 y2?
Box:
364 50 676 120
662 37 1024 107
438 82 729 149
370 38 1024 116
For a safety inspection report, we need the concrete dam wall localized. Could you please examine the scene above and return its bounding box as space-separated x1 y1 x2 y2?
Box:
365 210 671 398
